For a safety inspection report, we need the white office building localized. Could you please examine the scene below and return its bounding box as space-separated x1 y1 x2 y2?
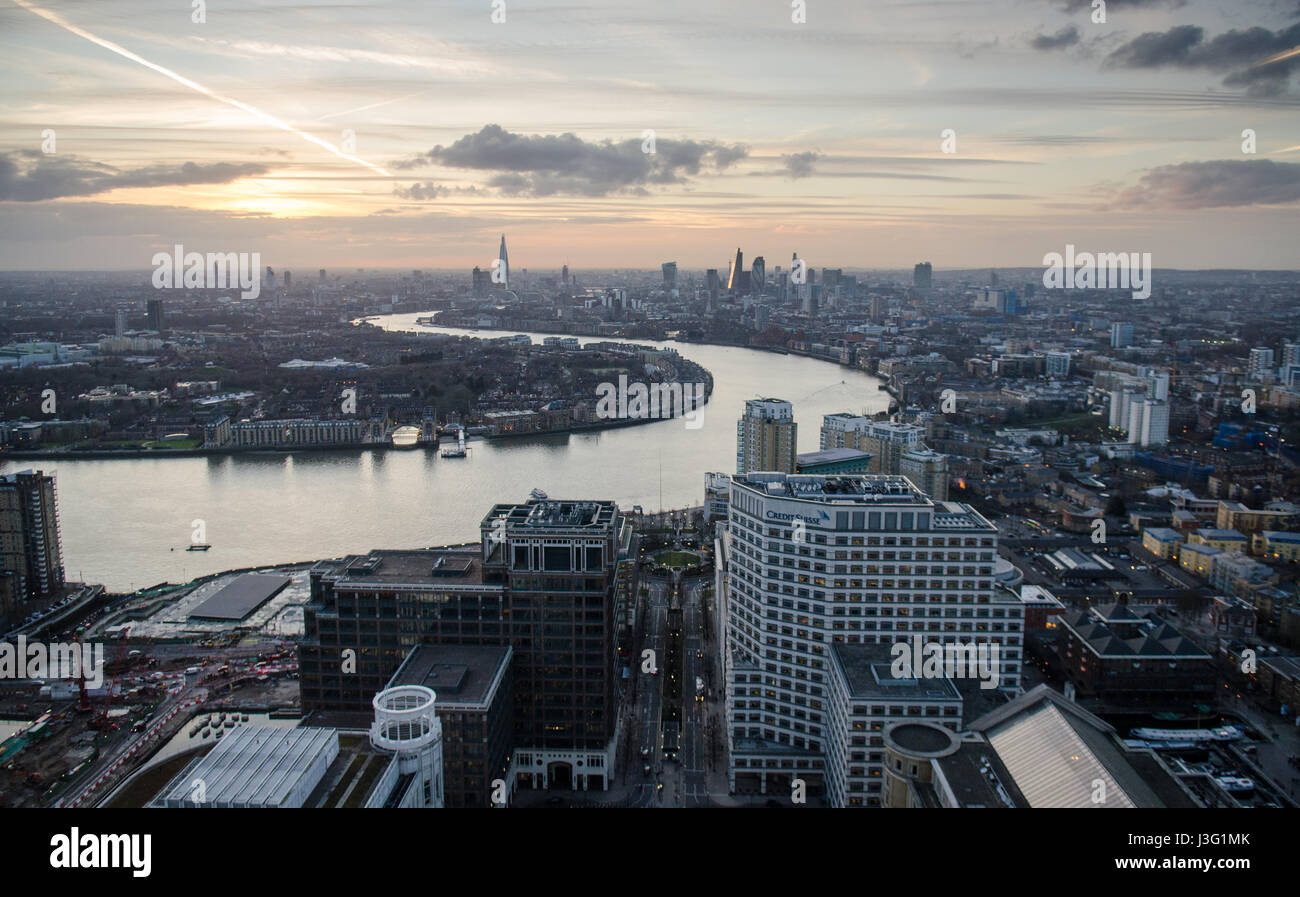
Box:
723 473 1022 805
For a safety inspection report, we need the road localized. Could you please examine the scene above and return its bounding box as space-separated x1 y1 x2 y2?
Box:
678 577 711 807
627 577 668 807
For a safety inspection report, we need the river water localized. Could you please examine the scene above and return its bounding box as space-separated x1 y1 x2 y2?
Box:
2 314 889 591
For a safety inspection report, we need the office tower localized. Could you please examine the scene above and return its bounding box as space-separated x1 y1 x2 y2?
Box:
870 296 885 323
113 308 126 338
1249 347 1275 380
472 266 489 299
754 305 770 331
0 469 65 608
899 449 949 500
1282 342 1300 369
1110 322 1134 349
146 298 165 334
736 399 797 475
989 270 999 287
706 268 720 305
300 498 624 789
283 270 291 294
497 234 510 289
727 248 744 292
662 261 677 289
561 264 569 286
751 256 765 295
265 266 275 290
723 473 1020 805
1044 351 1070 378
319 268 326 283
913 262 932 290
802 279 819 317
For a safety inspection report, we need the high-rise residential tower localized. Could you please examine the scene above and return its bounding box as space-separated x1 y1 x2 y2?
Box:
736 399 797 475
0 469 65 611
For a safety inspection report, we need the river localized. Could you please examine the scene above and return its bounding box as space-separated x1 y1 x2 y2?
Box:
2 314 889 591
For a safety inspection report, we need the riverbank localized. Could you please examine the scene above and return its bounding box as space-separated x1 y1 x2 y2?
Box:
9 320 888 591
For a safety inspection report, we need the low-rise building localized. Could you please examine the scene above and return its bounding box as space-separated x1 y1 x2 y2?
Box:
1142 527 1184 560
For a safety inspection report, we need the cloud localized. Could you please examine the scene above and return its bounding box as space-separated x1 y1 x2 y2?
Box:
1108 24 1300 96
1030 26 1080 51
781 151 821 178
1108 159 1300 209
391 182 482 201
396 124 748 197
0 152 268 201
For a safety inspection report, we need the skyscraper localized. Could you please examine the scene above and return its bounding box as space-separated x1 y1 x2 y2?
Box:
750 256 765 295
114 308 126 338
722 473 1019 805
662 261 677 289
706 269 720 306
497 234 510 289
146 298 165 334
1111 322 1134 349
736 399 797 474
0 469 65 612
300 498 626 790
727 247 744 292
913 262 933 290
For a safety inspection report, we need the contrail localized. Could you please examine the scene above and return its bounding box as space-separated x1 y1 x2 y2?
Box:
11 0 391 176
1254 45 1300 68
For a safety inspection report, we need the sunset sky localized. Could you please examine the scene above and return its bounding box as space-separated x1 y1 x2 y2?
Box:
1 0 1298 272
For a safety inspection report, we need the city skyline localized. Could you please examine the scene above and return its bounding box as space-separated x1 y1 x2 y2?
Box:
2 0 1299 271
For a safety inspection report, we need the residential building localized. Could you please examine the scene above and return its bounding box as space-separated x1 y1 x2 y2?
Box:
736 398 797 474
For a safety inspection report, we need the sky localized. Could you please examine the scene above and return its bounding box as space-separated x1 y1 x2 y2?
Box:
1 0 1299 272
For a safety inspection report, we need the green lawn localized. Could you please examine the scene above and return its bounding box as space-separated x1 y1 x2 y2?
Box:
654 550 701 568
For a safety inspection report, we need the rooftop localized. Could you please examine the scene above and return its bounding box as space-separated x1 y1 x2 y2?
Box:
155 725 337 808
386 643 511 709
831 643 962 702
188 573 292 621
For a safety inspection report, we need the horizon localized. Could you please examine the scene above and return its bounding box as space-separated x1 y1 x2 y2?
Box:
2 0 1299 270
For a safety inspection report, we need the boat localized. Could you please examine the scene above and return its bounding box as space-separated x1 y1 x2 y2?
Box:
202 728 210 739
186 544 212 552
241 714 249 722
530 488 548 501
224 719 236 728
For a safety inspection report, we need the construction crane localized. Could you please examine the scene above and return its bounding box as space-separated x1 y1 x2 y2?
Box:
88 627 132 732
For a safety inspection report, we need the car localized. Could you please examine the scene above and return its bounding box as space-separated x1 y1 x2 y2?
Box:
640 746 650 759
643 764 652 776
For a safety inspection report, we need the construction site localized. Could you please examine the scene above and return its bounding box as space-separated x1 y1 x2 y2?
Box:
0 565 310 807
